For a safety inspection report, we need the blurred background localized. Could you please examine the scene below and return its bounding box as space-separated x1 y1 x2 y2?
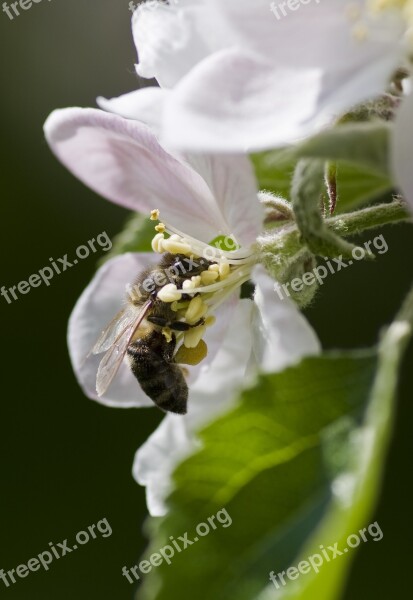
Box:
0 1 412 598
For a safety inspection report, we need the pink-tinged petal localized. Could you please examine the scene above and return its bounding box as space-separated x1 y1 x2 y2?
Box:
44 108 229 242
163 0 405 152
97 87 168 135
184 154 263 246
163 49 328 153
253 266 321 372
392 93 413 211
68 253 159 408
133 300 253 515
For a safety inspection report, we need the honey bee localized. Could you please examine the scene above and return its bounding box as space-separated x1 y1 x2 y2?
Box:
90 253 210 414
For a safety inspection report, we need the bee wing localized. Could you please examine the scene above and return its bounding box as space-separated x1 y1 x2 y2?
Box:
95 300 152 397
91 306 137 356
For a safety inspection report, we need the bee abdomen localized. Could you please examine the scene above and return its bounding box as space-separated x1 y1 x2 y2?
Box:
127 336 188 415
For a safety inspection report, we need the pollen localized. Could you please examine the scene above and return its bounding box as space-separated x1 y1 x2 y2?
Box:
175 339 208 366
200 270 219 285
157 284 182 303
219 261 230 279
184 324 207 348
155 222 166 233
182 279 196 292
150 209 160 221
185 296 208 324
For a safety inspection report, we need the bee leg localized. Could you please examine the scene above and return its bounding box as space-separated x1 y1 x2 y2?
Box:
147 315 168 327
170 318 205 331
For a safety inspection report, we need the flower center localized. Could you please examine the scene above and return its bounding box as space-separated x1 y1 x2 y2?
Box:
149 211 256 363
346 0 413 43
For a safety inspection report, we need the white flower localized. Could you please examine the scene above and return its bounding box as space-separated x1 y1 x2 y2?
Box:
44 107 320 515
99 0 406 152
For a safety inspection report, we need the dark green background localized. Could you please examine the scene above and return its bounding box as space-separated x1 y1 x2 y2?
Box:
0 1 412 598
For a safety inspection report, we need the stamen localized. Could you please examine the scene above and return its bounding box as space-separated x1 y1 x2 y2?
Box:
175 339 208 365
185 296 208 323
150 209 160 221
184 324 206 348
155 222 166 233
151 233 165 253
162 235 192 255
200 270 219 285
157 284 182 303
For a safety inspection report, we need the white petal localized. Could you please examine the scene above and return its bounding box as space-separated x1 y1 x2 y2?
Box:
183 153 263 246
392 93 413 211
162 1 405 152
68 253 159 408
133 300 254 515
97 87 167 135
163 49 329 153
132 1 224 88
44 107 228 242
252 266 321 372
209 0 404 72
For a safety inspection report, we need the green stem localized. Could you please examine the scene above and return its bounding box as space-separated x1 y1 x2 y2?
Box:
325 199 410 238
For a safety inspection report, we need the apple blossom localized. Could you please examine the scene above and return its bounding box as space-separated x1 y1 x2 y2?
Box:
44 107 320 514
98 0 406 153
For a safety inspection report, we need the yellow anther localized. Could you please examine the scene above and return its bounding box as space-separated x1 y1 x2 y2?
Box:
184 324 206 348
200 270 219 285
191 275 201 287
219 261 230 279
155 222 166 233
182 279 196 291
185 296 208 324
157 284 182 303
150 209 160 221
162 236 192 255
208 264 220 273
205 315 216 327
175 339 208 366
151 233 165 253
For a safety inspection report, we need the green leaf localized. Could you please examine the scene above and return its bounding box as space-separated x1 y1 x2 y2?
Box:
252 123 394 214
288 123 392 176
136 284 413 600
